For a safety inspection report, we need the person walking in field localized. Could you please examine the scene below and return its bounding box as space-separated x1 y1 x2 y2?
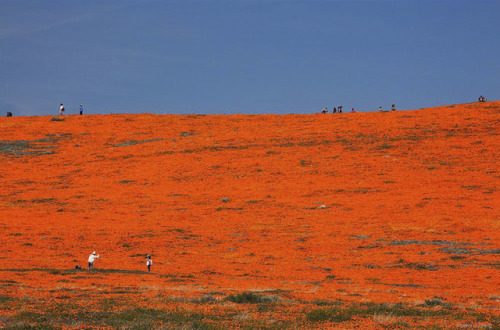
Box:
80 104 84 115
59 103 65 115
88 251 99 270
146 254 153 272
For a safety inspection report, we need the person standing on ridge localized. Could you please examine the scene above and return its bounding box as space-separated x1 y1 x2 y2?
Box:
88 251 99 270
80 104 84 115
59 103 65 115
322 107 328 114
351 108 355 113
333 107 337 113
339 106 343 113
392 104 396 111
146 254 153 272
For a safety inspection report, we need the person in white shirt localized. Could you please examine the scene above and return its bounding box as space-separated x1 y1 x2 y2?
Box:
88 251 99 270
146 254 153 272
59 103 65 115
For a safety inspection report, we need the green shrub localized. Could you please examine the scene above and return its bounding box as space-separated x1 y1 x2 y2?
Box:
225 292 269 304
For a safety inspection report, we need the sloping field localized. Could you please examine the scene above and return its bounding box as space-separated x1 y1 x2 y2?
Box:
0 102 498 328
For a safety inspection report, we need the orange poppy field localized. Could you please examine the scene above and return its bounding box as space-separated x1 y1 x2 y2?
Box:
0 102 498 328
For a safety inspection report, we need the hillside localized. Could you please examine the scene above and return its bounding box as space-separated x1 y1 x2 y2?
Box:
0 102 498 328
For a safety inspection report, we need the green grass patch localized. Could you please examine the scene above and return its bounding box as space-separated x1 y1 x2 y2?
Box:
8 308 217 329
0 295 11 304
305 302 471 323
375 143 394 150
0 140 55 156
112 139 163 148
306 307 352 322
247 200 263 204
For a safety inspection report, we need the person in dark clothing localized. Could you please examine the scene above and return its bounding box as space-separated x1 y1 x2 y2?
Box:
146 254 153 272
333 107 337 113
80 104 84 115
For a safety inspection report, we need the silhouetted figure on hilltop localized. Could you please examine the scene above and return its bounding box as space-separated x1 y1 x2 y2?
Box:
478 96 486 102
80 104 84 115
7 112 12 117
338 106 343 113
333 107 337 113
59 103 65 116
321 107 328 114
392 104 396 111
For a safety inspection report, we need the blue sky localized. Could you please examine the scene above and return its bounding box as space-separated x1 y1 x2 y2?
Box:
1 0 499 115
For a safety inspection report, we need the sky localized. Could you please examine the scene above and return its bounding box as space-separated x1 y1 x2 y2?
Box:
0 0 499 116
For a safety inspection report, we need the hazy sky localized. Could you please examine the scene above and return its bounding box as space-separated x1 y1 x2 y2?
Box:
1 0 499 115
